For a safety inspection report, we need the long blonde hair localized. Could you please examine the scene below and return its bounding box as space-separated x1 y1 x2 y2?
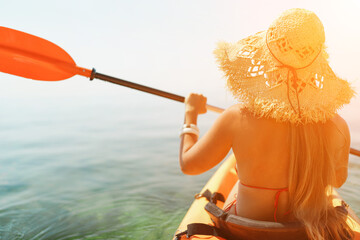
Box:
288 123 353 240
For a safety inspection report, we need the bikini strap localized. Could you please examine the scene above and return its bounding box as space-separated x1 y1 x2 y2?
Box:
240 182 288 191
273 188 289 222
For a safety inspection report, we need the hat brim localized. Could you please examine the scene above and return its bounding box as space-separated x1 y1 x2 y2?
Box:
214 31 355 124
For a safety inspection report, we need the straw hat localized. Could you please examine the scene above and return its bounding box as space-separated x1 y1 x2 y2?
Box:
214 8 354 124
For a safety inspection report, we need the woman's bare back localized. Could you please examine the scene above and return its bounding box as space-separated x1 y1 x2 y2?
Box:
224 105 350 222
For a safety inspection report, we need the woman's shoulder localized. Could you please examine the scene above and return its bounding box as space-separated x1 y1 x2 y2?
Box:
223 104 288 127
330 114 348 127
224 104 254 118
328 114 350 140
222 105 284 134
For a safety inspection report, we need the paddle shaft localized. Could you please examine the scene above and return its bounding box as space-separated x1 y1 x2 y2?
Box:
351 148 360 157
90 69 224 113
88 70 360 157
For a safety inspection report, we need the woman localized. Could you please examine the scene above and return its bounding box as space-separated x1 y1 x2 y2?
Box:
179 9 354 240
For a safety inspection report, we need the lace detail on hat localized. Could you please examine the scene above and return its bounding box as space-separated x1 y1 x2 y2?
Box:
267 28 318 61
309 73 324 89
236 46 257 59
247 59 265 77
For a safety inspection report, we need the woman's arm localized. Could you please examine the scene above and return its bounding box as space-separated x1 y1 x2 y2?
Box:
179 94 238 175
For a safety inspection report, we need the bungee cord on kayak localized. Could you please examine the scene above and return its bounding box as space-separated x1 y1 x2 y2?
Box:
178 8 358 240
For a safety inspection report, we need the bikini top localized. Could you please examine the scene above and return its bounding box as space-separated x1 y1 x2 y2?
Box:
234 164 290 222
240 182 290 222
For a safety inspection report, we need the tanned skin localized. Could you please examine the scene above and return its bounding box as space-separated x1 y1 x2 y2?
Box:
179 93 349 222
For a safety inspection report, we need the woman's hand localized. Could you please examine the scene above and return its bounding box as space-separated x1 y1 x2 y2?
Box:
185 93 207 115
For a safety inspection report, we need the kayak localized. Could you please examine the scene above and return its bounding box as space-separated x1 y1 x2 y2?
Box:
174 154 360 240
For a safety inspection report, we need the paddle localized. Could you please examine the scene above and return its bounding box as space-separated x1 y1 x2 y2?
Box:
0 26 223 113
0 26 359 157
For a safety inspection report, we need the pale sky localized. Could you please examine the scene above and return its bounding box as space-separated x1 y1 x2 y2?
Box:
1 0 359 116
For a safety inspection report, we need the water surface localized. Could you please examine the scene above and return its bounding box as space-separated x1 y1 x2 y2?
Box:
0 95 359 239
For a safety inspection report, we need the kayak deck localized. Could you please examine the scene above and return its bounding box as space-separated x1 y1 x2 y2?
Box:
174 154 360 240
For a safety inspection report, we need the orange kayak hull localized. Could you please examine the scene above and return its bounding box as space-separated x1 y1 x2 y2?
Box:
174 155 360 240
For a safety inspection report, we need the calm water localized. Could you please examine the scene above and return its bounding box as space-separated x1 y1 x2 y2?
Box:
0 94 359 240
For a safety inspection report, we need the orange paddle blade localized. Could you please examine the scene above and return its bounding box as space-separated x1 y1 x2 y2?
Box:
0 26 91 81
